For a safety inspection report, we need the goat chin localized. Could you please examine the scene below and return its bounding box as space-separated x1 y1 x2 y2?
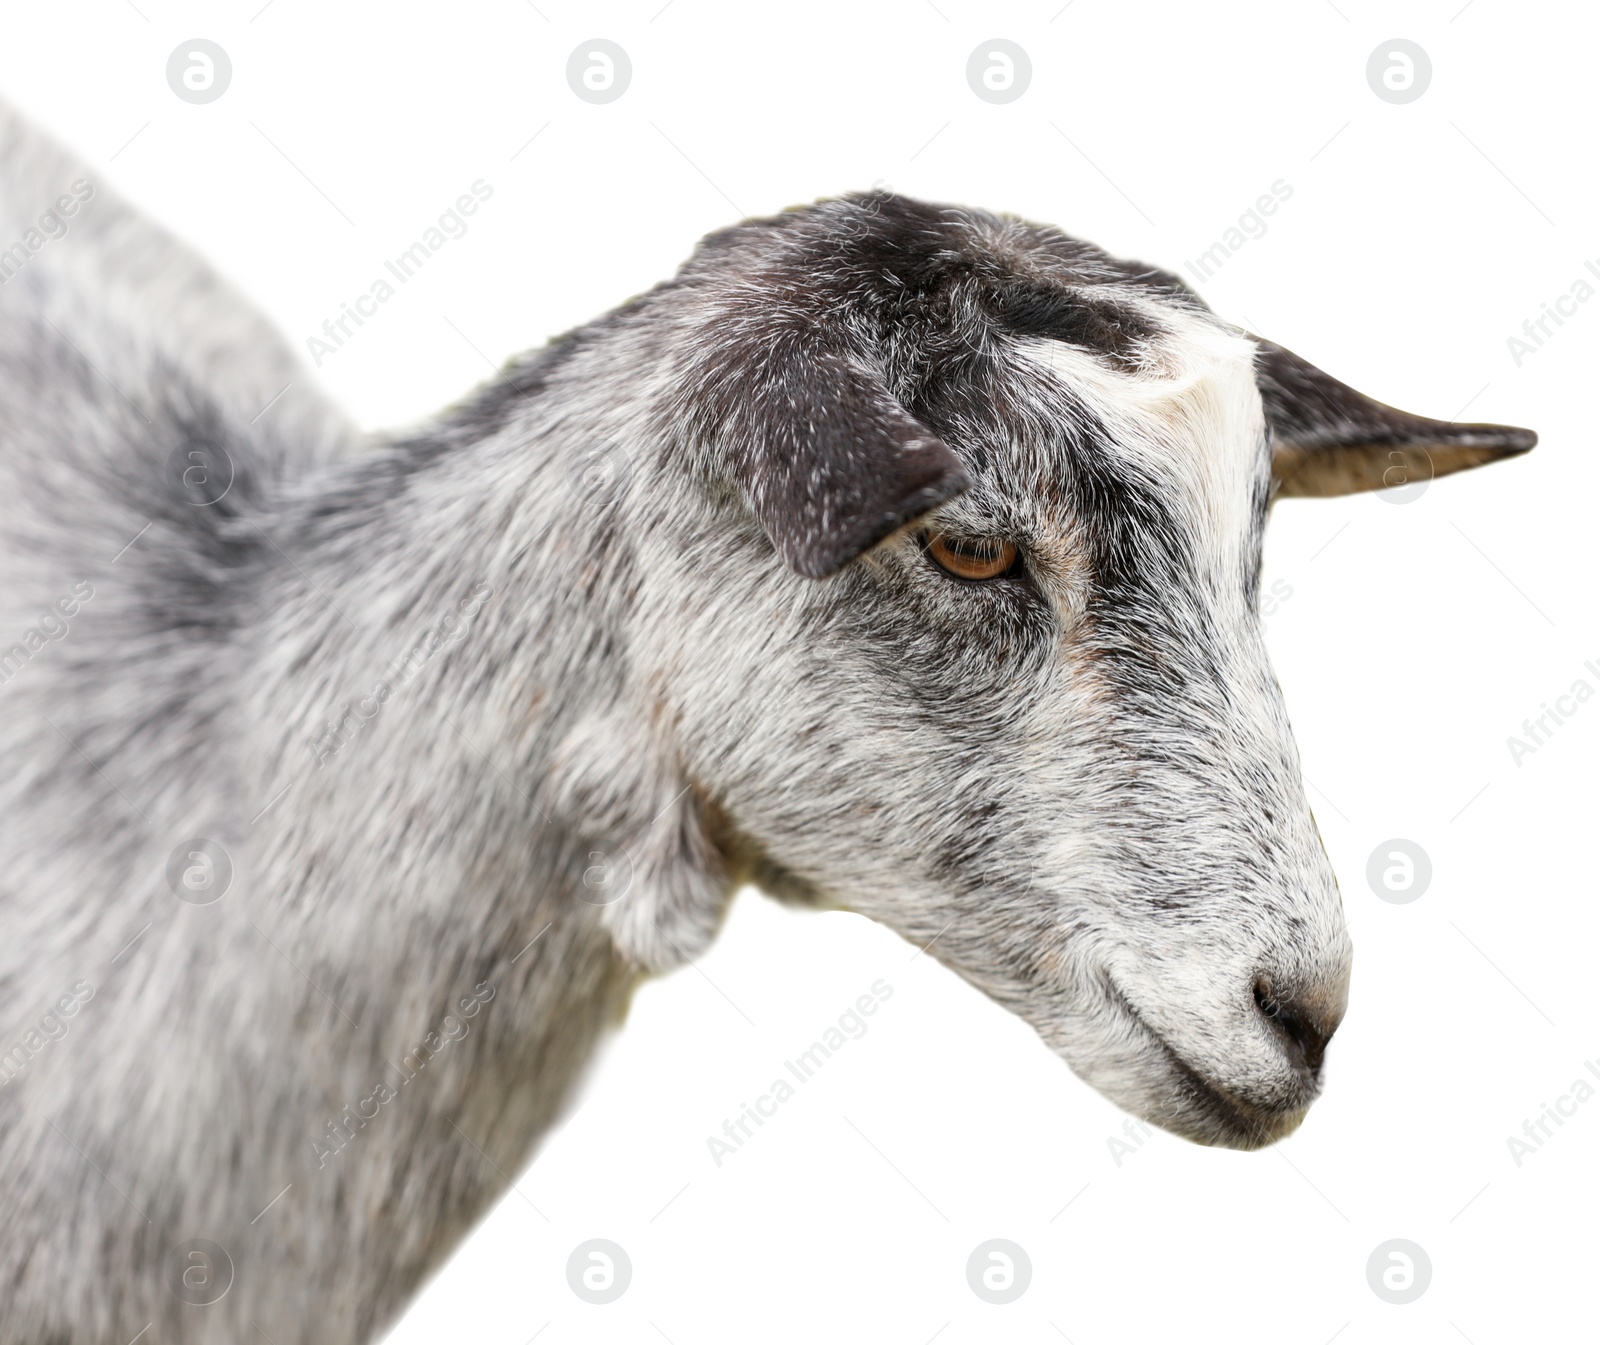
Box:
1022 974 1326 1152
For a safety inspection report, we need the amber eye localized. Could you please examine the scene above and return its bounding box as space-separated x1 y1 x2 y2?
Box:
923 532 1019 581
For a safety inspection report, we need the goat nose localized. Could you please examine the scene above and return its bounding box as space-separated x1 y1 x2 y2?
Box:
1253 978 1344 1075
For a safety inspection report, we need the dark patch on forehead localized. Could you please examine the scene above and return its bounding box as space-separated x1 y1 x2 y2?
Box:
1105 260 1210 308
686 192 971 313
683 192 1185 372
979 279 1161 369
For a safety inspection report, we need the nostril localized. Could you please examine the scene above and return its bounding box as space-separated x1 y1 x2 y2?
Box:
1253 978 1336 1074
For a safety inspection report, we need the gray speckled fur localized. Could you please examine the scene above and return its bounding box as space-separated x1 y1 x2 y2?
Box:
0 103 1531 1343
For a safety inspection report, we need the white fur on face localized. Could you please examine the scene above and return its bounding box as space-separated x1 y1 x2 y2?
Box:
1016 302 1267 604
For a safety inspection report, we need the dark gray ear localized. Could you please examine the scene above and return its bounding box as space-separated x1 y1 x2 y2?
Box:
711 336 972 579
1255 339 1536 497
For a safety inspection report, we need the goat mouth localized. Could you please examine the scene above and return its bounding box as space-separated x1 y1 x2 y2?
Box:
1104 980 1308 1151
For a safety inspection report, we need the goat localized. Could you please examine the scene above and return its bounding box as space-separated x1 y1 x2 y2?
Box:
0 101 1534 1343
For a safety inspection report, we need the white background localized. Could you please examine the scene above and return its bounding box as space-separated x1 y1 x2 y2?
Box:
2 1 1594 1341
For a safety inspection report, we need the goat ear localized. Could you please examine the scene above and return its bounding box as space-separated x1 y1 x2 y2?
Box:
1255 339 1536 497
716 339 973 578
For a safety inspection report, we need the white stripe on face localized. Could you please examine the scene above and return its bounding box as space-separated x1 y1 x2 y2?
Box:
1015 312 1267 614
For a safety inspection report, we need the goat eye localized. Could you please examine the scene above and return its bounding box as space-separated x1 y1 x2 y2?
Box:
923 532 1019 581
